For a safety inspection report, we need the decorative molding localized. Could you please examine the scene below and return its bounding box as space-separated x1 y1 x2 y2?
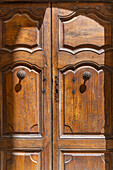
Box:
58 7 112 19
59 47 105 55
59 61 112 137
64 124 73 133
59 10 111 55
30 124 38 132
6 153 14 162
60 134 105 139
2 13 43 52
1 60 43 72
0 47 42 54
30 154 38 164
5 152 40 165
59 61 113 73
3 134 42 138
2 61 43 137
64 155 72 164
0 7 44 18
7 124 14 133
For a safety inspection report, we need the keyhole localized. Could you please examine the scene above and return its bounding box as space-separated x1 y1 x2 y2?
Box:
79 84 86 93
15 79 22 93
15 83 22 92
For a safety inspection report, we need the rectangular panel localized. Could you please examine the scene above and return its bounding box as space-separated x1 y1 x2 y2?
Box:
59 151 110 170
2 150 43 170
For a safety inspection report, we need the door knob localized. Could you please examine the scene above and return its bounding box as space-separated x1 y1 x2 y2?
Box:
17 70 26 80
83 71 91 80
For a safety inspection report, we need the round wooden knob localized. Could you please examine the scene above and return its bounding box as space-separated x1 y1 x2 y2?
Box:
17 70 26 80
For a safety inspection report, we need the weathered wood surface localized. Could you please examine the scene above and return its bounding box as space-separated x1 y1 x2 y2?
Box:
0 3 51 170
0 1 113 170
52 2 113 170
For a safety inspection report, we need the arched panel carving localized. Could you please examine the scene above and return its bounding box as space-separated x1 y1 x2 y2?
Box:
59 11 111 55
2 13 43 53
59 62 112 137
1 62 43 137
0 3 48 53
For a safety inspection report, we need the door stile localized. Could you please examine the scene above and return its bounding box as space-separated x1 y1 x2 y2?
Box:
0 3 52 170
52 5 60 170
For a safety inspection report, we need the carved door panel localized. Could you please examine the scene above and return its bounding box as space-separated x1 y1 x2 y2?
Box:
0 3 51 170
52 3 113 170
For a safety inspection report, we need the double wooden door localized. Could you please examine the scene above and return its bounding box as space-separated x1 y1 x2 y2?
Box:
0 2 113 170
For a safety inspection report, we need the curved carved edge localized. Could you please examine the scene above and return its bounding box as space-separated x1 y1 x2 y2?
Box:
0 7 43 19
0 47 42 54
64 124 73 133
6 152 14 162
59 47 113 55
4 13 39 23
101 155 110 164
30 154 38 164
59 10 111 54
59 47 105 55
59 61 113 73
64 155 73 164
58 11 75 19
3 13 41 50
6 152 39 164
7 124 14 133
1 60 43 72
30 124 38 132
1 10 44 52
58 8 111 21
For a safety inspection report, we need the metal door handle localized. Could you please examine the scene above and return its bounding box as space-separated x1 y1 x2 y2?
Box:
83 71 91 80
17 70 26 80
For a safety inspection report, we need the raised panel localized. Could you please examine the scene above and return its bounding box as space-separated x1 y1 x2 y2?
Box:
60 15 104 48
0 4 48 54
53 3 113 170
3 13 42 52
2 150 43 170
2 62 43 137
59 63 111 137
59 11 111 55
0 3 51 169
60 152 110 170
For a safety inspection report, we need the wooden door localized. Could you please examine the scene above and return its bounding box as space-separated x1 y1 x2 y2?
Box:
0 3 51 170
52 2 113 170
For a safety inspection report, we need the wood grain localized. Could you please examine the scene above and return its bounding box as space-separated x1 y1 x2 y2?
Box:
52 2 113 170
0 3 51 170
